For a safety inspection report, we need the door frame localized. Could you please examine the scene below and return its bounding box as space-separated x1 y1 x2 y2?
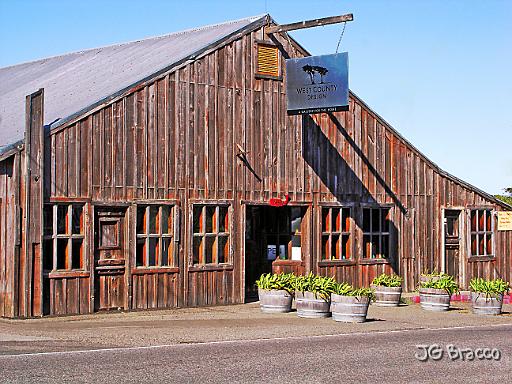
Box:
241 201 312 303
442 207 463 277
92 204 130 311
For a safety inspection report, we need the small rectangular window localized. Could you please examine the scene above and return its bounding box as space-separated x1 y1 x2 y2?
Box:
256 43 279 78
43 204 85 271
136 205 175 268
470 209 494 257
192 205 231 265
362 207 390 259
321 207 351 260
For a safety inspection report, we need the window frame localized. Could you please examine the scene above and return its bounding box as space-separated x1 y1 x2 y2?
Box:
191 203 232 267
320 206 352 261
361 206 391 260
469 208 495 258
43 203 86 272
255 40 282 81
135 203 176 269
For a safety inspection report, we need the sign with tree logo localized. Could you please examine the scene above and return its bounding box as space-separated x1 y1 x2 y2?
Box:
286 53 349 115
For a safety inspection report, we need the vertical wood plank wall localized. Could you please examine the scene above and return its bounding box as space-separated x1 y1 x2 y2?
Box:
2 25 509 317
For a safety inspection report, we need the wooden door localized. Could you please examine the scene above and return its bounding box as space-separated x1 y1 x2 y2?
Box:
444 210 461 280
94 208 127 310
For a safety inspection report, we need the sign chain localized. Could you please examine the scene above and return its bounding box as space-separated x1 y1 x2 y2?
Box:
335 22 347 53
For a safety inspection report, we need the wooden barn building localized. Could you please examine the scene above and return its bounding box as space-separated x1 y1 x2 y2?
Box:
0 15 510 318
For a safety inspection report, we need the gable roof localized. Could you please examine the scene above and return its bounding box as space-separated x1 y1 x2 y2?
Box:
0 14 267 153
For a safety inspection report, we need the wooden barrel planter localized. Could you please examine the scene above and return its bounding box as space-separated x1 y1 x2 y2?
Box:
371 285 402 306
330 294 370 323
471 292 504 315
258 289 293 313
295 291 330 318
419 288 450 311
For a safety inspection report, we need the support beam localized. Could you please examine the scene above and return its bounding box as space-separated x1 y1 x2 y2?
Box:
265 13 354 34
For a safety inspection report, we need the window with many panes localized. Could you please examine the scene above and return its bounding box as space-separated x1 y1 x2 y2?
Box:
192 205 230 265
470 209 493 257
321 207 351 260
43 204 85 271
136 205 175 267
362 207 390 259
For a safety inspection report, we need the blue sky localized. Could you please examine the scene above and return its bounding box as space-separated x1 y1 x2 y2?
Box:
1 0 510 194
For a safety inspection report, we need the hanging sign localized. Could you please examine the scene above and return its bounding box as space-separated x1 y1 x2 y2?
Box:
497 212 512 231
286 52 349 115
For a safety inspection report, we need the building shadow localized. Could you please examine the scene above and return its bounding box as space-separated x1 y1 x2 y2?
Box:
302 113 405 276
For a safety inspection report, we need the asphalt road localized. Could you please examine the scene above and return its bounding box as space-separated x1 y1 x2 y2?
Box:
1 324 510 384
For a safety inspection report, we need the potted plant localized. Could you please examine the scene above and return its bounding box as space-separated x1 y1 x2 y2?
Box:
294 273 336 318
256 273 295 313
469 278 510 315
418 273 459 312
330 283 374 323
371 273 403 306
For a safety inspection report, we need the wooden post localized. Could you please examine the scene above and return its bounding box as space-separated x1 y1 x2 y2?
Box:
24 89 45 317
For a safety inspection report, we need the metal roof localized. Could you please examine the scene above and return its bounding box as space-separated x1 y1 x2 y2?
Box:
0 15 266 152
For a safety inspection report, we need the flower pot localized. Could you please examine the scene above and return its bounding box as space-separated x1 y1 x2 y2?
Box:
371 285 402 306
471 292 504 315
295 291 330 318
330 294 370 323
258 288 293 313
419 288 450 311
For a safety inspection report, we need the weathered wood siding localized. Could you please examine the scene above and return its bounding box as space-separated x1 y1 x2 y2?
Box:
27 24 511 316
0 155 20 317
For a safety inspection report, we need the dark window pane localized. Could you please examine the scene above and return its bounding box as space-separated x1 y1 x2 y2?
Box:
218 236 228 264
136 238 145 267
193 237 202 264
478 210 485 231
372 236 380 258
486 211 492 232
149 206 159 234
72 205 83 234
321 235 329 260
148 238 158 266
278 238 288 260
205 236 215 264
479 234 484 255
137 206 147 234
363 235 371 258
381 235 389 258
57 239 68 269
43 239 53 270
161 206 172 235
342 208 350 232
470 210 477 232
322 209 330 232
381 209 390 232
342 234 350 259
486 234 492 256
333 209 341 232
471 234 477 256
71 239 83 269
162 238 172 266
332 235 340 260
363 209 371 232
57 205 68 234
372 209 380 233
206 206 215 233
219 206 228 233
193 206 203 233
43 206 53 236
291 207 302 234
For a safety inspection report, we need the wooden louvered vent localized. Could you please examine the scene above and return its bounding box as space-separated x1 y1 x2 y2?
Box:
256 43 279 78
